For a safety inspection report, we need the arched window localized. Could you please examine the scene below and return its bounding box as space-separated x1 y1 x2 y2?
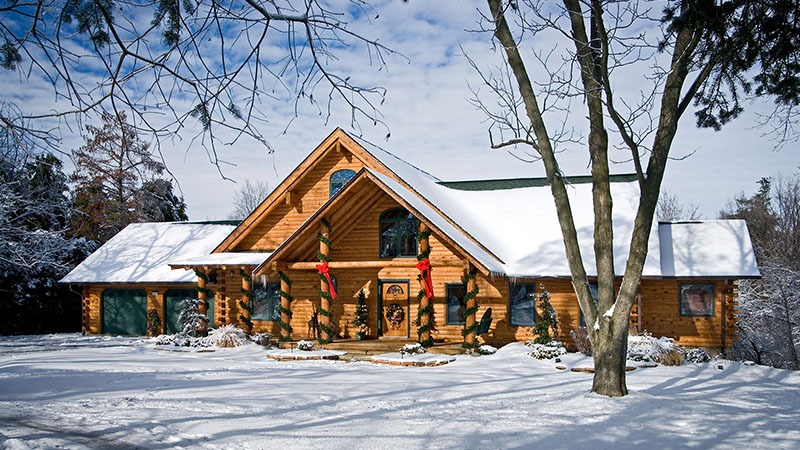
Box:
379 208 419 258
329 169 356 197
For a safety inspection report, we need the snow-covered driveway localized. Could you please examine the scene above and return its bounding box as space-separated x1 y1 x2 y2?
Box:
1 334 798 449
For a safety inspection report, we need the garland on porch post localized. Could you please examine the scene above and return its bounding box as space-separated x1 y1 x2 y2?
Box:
238 269 254 333
316 218 335 345
415 228 434 348
193 269 213 310
277 271 294 342
461 268 480 350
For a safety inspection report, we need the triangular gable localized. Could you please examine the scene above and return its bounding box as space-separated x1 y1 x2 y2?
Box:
214 128 394 253
254 169 506 277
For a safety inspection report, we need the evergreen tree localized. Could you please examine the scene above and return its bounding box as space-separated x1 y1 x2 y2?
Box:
353 288 369 338
532 285 558 345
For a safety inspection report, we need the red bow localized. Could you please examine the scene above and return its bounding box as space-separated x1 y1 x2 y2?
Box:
316 261 337 300
416 259 434 298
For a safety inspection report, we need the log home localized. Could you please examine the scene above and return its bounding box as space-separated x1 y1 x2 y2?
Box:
62 129 759 351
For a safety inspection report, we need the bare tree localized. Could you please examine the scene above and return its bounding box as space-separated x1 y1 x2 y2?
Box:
0 0 401 165
657 190 700 222
229 179 271 220
478 0 800 396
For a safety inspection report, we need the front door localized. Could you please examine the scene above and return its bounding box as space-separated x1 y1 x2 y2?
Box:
380 280 410 338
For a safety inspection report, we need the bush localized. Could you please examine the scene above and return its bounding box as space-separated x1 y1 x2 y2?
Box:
627 332 685 366
208 325 250 348
399 343 426 355
251 332 273 347
478 345 497 355
685 347 711 363
297 340 315 351
570 326 592 356
525 340 567 360
153 333 211 348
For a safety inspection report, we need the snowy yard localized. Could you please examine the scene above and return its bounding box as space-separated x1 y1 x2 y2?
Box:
1 335 798 450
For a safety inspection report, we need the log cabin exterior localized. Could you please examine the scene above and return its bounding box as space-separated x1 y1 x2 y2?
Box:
62 128 759 351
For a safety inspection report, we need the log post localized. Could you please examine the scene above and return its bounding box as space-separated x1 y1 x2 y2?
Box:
417 223 434 347
278 269 293 342
241 269 252 334
463 264 479 351
196 269 210 334
317 218 334 344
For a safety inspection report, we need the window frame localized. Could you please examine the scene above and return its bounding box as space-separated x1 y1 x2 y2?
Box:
329 169 357 197
251 282 281 321
378 207 419 258
445 283 467 325
679 283 716 317
509 282 536 327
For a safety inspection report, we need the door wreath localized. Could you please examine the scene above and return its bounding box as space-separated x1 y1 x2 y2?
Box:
385 303 405 329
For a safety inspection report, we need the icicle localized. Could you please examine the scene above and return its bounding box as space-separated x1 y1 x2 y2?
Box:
260 274 267 288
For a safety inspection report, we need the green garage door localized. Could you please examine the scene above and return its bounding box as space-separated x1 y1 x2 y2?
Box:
102 289 147 335
165 289 214 334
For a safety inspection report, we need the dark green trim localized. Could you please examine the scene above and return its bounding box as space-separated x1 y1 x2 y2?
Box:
438 173 639 191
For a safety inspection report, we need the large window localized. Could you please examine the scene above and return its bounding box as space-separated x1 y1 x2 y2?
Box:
330 169 356 197
579 283 599 327
379 208 418 258
251 282 281 321
680 283 715 316
509 283 536 326
446 283 467 325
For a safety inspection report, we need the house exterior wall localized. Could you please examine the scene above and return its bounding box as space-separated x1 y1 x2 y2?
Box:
82 283 196 335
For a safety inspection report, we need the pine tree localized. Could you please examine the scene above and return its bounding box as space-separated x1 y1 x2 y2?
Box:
353 288 369 339
532 285 558 345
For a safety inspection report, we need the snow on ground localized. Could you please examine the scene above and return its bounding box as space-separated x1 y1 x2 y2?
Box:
1 334 798 450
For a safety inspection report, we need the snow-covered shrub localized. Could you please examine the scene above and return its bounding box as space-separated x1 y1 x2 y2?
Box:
478 345 497 355
627 332 685 366
178 298 210 337
526 340 567 360
153 333 212 348
531 285 559 344
399 343 426 355
297 340 315 351
685 348 711 363
570 326 592 356
251 332 273 347
208 325 249 348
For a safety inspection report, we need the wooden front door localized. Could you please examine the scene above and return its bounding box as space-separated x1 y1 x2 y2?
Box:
380 280 410 338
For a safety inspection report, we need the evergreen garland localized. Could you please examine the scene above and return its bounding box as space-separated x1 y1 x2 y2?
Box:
415 228 434 347
193 269 214 310
461 269 481 350
317 218 334 345
238 269 254 333
277 271 294 342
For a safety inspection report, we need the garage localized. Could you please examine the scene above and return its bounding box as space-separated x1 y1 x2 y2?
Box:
102 289 147 335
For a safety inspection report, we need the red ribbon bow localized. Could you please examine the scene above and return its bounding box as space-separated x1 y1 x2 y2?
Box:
316 261 337 300
416 259 434 298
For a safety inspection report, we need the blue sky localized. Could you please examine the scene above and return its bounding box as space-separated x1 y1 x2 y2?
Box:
3 0 797 220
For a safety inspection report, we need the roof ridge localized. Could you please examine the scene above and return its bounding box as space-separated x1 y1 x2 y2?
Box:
437 173 639 191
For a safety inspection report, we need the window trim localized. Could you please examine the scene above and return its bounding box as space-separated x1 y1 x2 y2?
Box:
445 283 467 325
509 282 536 327
378 207 419 258
329 169 357 197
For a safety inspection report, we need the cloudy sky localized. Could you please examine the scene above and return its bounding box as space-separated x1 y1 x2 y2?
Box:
5 1 797 220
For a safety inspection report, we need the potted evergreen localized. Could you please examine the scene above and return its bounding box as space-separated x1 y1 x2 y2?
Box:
353 285 369 340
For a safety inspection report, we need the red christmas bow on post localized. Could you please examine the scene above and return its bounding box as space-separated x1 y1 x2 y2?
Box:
416 259 434 298
316 261 337 300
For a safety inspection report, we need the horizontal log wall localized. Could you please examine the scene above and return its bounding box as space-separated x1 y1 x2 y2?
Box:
235 151 366 252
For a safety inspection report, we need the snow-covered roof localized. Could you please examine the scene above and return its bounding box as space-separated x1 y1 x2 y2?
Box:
60 222 236 284
169 252 272 267
659 220 760 278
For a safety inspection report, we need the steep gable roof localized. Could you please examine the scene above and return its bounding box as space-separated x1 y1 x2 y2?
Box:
255 169 506 277
213 128 439 253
